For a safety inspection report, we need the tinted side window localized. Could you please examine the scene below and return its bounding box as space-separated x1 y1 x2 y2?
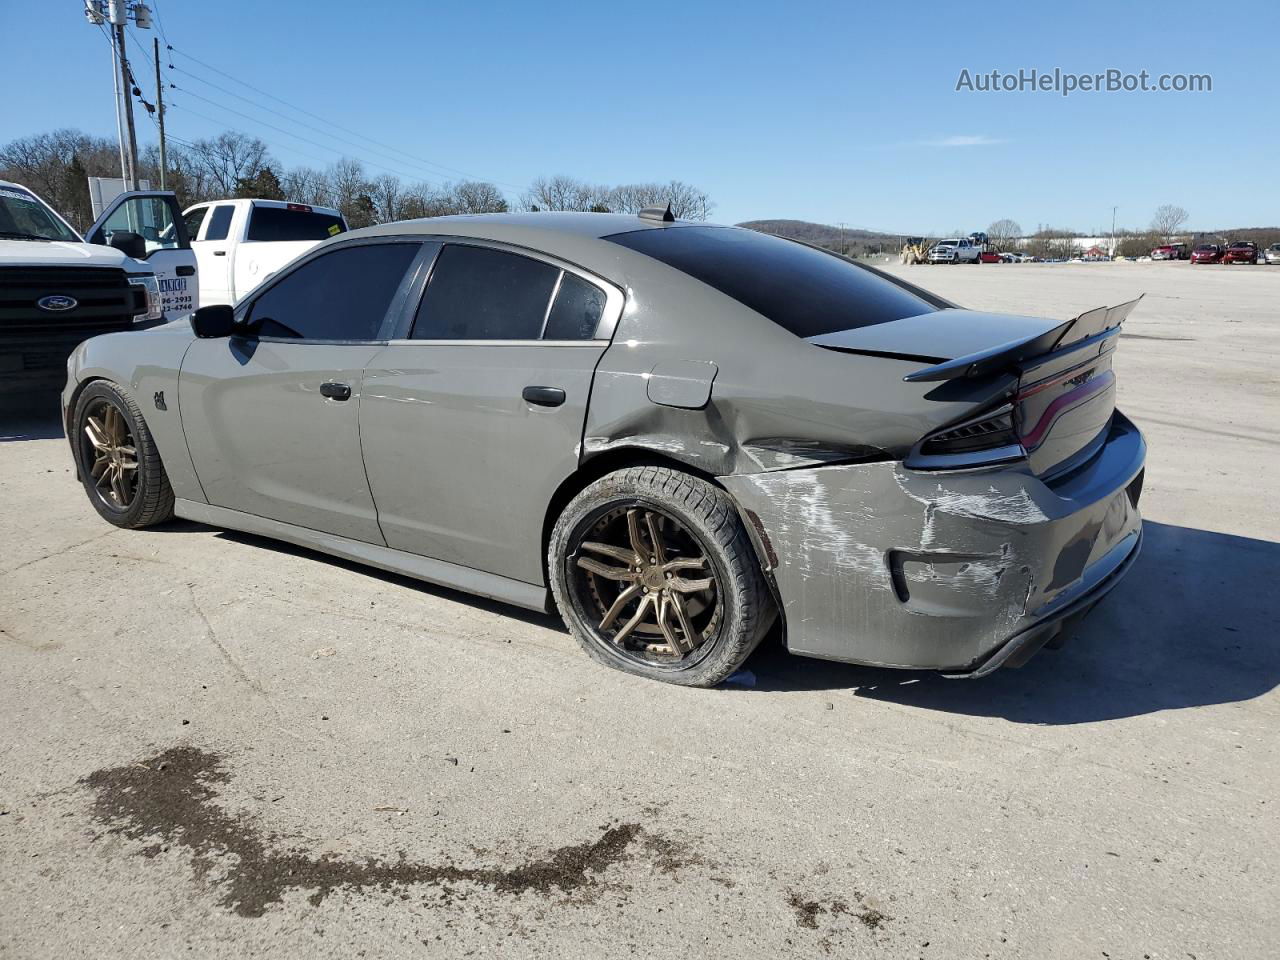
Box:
248 243 418 341
204 204 234 241
606 226 937 338
544 272 606 340
247 207 346 242
412 245 559 340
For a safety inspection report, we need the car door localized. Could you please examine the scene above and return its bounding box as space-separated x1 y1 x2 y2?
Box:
188 202 238 305
178 239 425 543
86 191 198 319
360 240 623 585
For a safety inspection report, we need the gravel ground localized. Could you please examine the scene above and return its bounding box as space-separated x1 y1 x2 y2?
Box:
1 260 1276 959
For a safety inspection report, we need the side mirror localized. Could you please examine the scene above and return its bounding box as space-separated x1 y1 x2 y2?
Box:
190 304 236 338
108 230 147 261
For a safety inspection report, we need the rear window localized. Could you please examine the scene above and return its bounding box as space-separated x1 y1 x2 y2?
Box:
247 206 346 242
606 226 937 338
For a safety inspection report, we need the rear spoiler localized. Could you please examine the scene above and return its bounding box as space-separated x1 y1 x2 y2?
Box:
902 296 1143 383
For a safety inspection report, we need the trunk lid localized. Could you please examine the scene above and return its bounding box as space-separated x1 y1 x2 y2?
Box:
810 298 1142 477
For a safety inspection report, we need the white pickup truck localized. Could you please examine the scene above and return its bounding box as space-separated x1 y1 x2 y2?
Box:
1 181 194 392
180 199 348 305
926 237 982 264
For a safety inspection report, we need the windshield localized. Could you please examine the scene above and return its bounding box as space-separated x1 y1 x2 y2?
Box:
0 186 81 242
939 239 960 246
1195 245 1217 251
606 225 939 338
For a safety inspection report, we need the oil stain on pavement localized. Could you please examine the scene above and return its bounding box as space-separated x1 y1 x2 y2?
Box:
82 746 667 918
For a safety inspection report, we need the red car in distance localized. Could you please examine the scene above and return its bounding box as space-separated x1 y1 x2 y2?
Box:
1222 242 1259 265
1191 244 1224 264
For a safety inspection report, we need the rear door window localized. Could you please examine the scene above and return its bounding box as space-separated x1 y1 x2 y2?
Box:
543 272 607 340
203 204 234 241
247 206 347 242
606 226 938 339
411 244 560 340
247 243 419 341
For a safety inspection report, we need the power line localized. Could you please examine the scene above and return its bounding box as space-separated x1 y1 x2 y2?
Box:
149 0 172 49
165 42 526 190
167 62 469 186
168 83 432 183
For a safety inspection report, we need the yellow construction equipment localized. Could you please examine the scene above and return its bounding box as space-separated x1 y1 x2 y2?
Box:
900 237 932 265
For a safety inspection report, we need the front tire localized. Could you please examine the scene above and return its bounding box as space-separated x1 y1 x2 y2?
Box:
72 381 174 529
548 466 773 687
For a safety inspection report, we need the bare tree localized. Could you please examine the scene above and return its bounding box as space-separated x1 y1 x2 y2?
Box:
4 125 716 234
1150 204 1189 243
986 218 1022 249
448 180 508 214
368 173 404 223
189 132 272 196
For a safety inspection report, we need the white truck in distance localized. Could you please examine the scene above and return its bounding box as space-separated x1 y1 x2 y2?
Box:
927 237 982 264
181 199 348 305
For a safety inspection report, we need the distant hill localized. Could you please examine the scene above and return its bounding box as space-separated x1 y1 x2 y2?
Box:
737 219 905 256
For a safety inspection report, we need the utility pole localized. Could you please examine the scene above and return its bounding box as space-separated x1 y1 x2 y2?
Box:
1111 205 1118 256
109 1 139 190
87 1 152 191
838 221 847 257
154 36 167 189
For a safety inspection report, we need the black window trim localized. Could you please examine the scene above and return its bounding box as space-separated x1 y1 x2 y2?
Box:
233 236 429 345
382 236 625 345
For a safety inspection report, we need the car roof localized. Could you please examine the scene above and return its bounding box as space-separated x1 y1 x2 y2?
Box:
342 212 723 276
352 211 682 242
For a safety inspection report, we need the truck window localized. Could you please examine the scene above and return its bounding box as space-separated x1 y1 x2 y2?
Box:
97 196 182 254
0 185 80 242
183 206 209 240
204 205 234 241
246 207 346 242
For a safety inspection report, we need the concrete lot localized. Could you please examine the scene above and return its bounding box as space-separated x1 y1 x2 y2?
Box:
2 261 1277 958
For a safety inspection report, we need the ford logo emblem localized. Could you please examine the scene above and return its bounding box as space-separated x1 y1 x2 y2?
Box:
37 295 78 312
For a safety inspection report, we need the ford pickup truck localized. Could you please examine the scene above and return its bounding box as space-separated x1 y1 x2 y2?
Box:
1 181 194 393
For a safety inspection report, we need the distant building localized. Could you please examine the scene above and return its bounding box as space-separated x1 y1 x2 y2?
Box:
1082 245 1109 260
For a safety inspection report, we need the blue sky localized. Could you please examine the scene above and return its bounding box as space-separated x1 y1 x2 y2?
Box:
5 0 1276 233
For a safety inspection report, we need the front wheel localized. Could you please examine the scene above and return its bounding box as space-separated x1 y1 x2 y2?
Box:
548 466 774 687
72 380 174 528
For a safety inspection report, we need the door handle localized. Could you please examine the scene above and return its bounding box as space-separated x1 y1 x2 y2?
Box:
522 386 566 407
320 382 352 401
176 265 195 276
213 250 227 257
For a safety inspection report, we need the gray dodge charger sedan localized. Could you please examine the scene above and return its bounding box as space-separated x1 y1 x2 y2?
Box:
63 210 1145 686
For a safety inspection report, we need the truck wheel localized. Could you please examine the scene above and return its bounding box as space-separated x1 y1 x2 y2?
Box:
72 381 174 529
549 466 774 687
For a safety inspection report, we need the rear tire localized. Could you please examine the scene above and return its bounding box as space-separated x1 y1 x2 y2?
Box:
548 466 773 687
72 381 174 529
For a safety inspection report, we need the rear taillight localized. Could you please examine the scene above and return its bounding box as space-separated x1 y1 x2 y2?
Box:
905 403 1026 470
919 404 1019 456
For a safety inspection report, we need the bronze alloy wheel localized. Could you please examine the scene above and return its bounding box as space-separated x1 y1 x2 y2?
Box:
81 398 139 510
569 502 723 666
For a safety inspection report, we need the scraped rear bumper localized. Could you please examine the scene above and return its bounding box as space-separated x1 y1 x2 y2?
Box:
721 412 1146 673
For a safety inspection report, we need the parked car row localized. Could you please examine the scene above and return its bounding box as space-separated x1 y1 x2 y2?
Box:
1190 241 1263 265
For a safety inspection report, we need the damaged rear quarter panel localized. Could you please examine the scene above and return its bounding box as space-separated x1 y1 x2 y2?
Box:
720 442 1143 670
